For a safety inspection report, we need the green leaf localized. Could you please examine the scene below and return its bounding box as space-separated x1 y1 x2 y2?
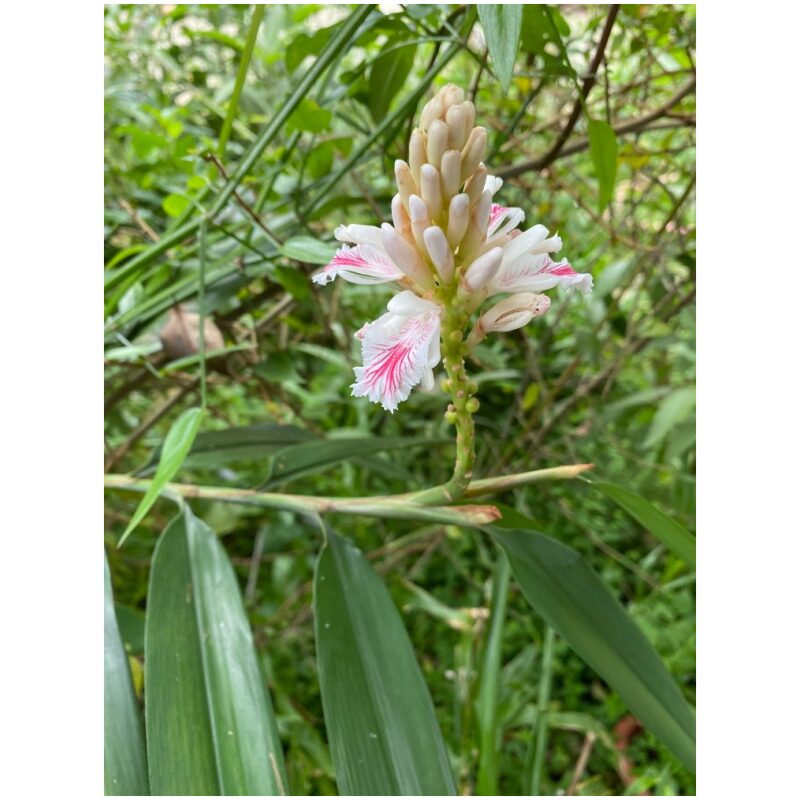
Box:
279 235 337 265
588 119 618 211
314 527 456 795
286 98 333 133
137 421 317 475
488 512 696 772
162 193 190 218
644 386 696 449
367 35 417 122
262 436 444 488
592 481 696 568
104 554 149 795
478 4 523 90
145 509 287 795
119 406 203 546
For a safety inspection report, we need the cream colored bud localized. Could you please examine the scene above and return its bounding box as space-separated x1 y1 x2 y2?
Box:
445 103 475 150
408 194 430 252
458 189 493 259
440 84 465 110
461 126 488 181
381 223 433 288
420 164 443 220
446 193 470 247
423 225 454 283
426 120 448 169
420 96 444 132
462 247 503 292
479 292 551 333
391 193 415 246
465 166 488 207
394 160 417 211
440 150 462 199
409 129 426 184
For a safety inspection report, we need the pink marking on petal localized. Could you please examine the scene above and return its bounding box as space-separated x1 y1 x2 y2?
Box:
540 258 578 276
316 244 404 285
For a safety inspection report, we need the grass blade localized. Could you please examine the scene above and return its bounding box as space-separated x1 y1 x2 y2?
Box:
218 4 265 156
314 526 456 795
488 509 696 772
104 554 149 795
118 406 203 547
145 508 287 795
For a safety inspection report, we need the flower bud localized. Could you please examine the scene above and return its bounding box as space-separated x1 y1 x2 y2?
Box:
446 193 470 247
391 193 414 246
420 95 445 132
381 222 433 288
479 292 551 333
441 84 465 110
422 225 454 283
408 194 430 252
445 104 468 150
465 166 488 207
408 128 426 184
462 247 503 292
461 126 487 181
420 163 443 220
426 120 448 169
458 189 493 258
440 150 462 199
394 160 417 211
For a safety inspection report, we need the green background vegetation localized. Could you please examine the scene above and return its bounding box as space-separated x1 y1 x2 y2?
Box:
104 4 695 795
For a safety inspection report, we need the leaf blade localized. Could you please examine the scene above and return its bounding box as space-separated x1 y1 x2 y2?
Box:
145 509 286 795
593 481 696 568
488 513 696 772
588 118 618 211
314 527 456 795
104 554 149 796
119 406 203 546
478 4 523 90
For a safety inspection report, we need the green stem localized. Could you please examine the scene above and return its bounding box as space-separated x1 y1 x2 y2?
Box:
526 626 556 794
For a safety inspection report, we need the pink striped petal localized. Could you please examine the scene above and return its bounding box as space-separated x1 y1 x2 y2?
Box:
351 300 441 412
489 253 593 295
487 203 525 238
312 244 405 286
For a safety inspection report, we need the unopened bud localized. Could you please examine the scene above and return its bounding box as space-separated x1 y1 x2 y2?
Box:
408 129 426 184
426 120 448 169
420 96 444 132
446 193 470 247
420 164 443 220
445 104 468 150
381 223 433 288
423 225 454 283
465 166 488 207
394 160 417 211
466 397 480 413
461 126 487 181
440 150 462 199
408 194 431 252
391 194 411 239
459 189 493 258
479 292 551 334
462 247 503 292
441 84 465 110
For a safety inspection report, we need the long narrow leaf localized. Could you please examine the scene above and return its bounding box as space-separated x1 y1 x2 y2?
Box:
145 509 287 794
592 481 696 568
488 511 696 772
314 527 456 795
104 554 149 795
119 406 203 546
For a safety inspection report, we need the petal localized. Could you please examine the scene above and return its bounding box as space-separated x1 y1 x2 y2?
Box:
485 175 504 195
334 224 384 248
386 290 441 318
313 244 404 286
489 253 593 295
351 308 441 412
487 204 525 238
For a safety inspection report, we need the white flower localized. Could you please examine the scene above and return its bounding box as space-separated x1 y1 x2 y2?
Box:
351 292 442 412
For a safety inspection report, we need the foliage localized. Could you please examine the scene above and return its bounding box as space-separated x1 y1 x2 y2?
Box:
104 4 696 796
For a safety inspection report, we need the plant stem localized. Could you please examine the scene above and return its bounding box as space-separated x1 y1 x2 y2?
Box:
526 626 556 795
